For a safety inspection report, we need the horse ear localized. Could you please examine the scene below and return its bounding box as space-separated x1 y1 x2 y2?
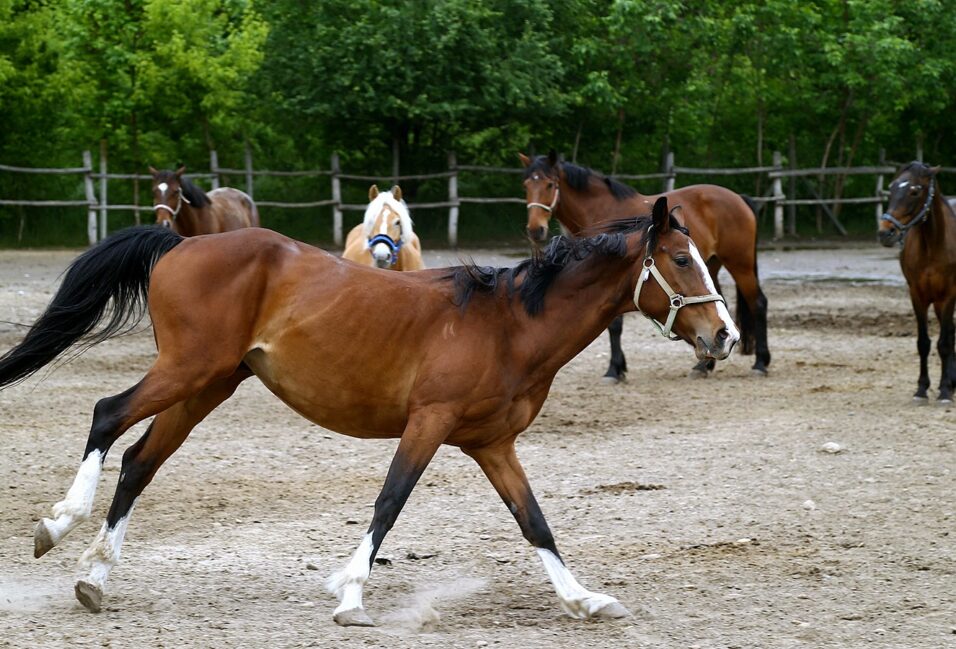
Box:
669 204 686 228
390 185 403 201
652 196 670 233
174 165 186 177
148 166 159 176
518 152 531 168
368 185 379 201
929 165 941 175
547 149 558 168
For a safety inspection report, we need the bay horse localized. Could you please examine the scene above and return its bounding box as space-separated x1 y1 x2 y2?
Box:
878 162 956 402
0 197 737 624
150 165 259 235
520 151 770 382
342 184 425 270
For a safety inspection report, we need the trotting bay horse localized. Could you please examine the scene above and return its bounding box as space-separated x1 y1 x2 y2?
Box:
0 197 737 624
150 165 259 235
879 162 956 403
520 151 770 382
342 184 425 270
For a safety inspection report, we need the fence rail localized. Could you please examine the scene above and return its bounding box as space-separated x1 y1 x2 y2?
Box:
1 146 949 245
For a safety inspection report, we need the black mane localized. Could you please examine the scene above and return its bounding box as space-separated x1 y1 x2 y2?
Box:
448 215 683 316
154 170 211 208
523 155 637 201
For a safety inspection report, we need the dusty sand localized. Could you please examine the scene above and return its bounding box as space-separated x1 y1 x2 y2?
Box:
0 243 952 649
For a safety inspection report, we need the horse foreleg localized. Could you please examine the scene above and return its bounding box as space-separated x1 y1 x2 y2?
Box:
602 316 627 384
326 409 452 626
464 442 629 620
933 298 955 403
912 298 931 400
73 367 251 612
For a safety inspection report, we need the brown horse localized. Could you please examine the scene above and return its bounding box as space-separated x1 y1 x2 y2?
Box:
520 151 770 382
0 197 736 624
879 162 956 402
150 166 259 235
342 184 425 270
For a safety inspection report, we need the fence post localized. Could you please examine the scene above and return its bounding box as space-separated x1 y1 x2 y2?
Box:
447 151 459 247
99 140 108 240
244 143 254 199
665 151 676 192
787 135 797 235
875 148 886 228
209 150 221 190
331 153 343 246
83 150 97 245
772 150 784 240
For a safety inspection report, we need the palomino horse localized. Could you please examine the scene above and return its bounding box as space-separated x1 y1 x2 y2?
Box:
150 166 259 235
342 185 424 270
0 197 737 624
520 151 769 382
879 162 956 402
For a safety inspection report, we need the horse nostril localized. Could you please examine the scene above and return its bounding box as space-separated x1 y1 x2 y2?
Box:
527 226 546 241
715 327 729 346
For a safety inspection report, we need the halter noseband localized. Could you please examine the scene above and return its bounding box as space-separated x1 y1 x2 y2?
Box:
367 233 403 266
881 179 935 245
526 183 560 214
633 226 726 340
153 188 190 221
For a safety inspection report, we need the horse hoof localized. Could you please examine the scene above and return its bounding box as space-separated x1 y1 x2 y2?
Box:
333 607 376 627
688 368 709 379
33 519 56 559
74 580 103 613
751 367 768 378
938 397 953 405
601 375 624 385
595 601 630 619
912 395 929 404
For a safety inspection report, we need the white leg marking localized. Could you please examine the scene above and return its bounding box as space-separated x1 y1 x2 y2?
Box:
42 451 104 546
326 532 374 616
78 502 136 591
688 242 740 341
536 549 629 619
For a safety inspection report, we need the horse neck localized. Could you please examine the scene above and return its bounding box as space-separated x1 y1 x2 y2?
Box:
556 175 642 235
176 204 204 236
907 187 952 256
517 249 637 375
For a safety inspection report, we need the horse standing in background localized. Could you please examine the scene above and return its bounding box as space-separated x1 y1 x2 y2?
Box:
520 151 770 382
879 162 956 403
150 166 259 236
343 185 424 270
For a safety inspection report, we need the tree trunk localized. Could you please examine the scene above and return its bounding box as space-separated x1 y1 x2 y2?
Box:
832 115 868 220
611 109 625 175
572 119 584 163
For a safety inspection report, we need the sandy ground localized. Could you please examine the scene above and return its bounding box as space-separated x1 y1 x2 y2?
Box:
0 242 953 649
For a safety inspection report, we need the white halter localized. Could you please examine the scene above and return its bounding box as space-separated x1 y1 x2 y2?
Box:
153 189 190 220
633 226 726 339
527 187 560 214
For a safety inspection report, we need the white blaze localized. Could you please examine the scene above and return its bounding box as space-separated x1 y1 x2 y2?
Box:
688 241 739 339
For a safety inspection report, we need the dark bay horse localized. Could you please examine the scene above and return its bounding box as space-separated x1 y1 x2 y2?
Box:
520 151 770 382
0 197 737 624
879 162 956 402
150 166 259 235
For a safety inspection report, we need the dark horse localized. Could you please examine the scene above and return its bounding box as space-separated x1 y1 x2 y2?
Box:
879 162 956 402
0 198 737 624
520 151 770 382
150 166 259 236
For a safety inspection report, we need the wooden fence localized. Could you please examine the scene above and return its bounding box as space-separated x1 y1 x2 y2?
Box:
1 147 953 246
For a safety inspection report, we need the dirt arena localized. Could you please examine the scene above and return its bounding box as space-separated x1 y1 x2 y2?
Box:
0 243 952 649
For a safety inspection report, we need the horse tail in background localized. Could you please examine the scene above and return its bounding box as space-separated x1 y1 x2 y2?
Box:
735 194 761 355
0 226 183 388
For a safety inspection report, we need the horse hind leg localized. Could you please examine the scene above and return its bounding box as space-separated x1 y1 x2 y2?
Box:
725 260 770 375
73 366 251 612
933 298 955 403
34 352 242 559
602 316 627 384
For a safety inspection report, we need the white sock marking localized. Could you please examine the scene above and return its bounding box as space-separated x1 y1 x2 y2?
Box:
536 548 621 618
44 450 104 545
327 532 374 614
78 502 136 590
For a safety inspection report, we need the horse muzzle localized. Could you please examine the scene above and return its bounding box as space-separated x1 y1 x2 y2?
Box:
526 225 548 244
695 326 738 361
878 219 901 247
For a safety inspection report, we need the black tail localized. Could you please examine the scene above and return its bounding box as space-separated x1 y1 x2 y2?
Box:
736 195 761 355
0 226 183 388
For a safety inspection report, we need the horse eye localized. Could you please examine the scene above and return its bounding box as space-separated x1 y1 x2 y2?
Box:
675 257 690 268
547 182 554 189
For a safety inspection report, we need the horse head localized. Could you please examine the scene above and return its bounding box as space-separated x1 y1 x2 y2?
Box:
520 150 561 245
149 165 188 230
632 197 739 361
879 162 940 247
365 185 410 268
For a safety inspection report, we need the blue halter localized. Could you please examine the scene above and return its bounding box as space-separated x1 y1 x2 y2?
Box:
367 233 403 266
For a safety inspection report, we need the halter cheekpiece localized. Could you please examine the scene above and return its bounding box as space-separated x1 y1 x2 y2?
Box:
633 225 726 339
153 188 191 221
